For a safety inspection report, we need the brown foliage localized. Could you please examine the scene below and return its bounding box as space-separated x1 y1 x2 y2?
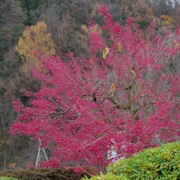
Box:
0 168 89 180
121 0 154 23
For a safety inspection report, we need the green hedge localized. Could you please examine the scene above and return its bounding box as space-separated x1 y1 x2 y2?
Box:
83 142 180 180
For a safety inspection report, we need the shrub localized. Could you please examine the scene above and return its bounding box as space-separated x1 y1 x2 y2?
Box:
0 177 17 180
83 172 128 180
0 168 88 180
84 142 180 180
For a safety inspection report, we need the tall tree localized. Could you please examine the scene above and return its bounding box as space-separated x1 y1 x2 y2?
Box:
16 21 56 76
10 5 180 172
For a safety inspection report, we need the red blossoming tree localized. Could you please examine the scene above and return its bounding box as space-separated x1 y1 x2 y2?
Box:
10 5 180 171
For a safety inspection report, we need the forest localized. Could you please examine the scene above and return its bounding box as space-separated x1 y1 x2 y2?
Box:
0 0 180 178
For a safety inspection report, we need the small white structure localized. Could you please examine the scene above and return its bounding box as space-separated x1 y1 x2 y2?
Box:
35 139 49 167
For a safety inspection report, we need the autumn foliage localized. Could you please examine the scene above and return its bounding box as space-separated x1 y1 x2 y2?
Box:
16 21 56 75
16 21 56 58
10 5 180 172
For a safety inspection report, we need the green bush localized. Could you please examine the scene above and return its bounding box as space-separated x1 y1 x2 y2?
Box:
82 172 128 180
0 177 17 180
84 142 180 180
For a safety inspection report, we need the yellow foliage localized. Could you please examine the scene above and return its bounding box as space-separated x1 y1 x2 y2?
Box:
110 83 116 93
103 47 109 59
89 24 102 34
160 15 173 25
16 21 56 60
16 21 56 76
81 24 88 33
117 42 121 52
173 41 179 48
81 24 102 35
